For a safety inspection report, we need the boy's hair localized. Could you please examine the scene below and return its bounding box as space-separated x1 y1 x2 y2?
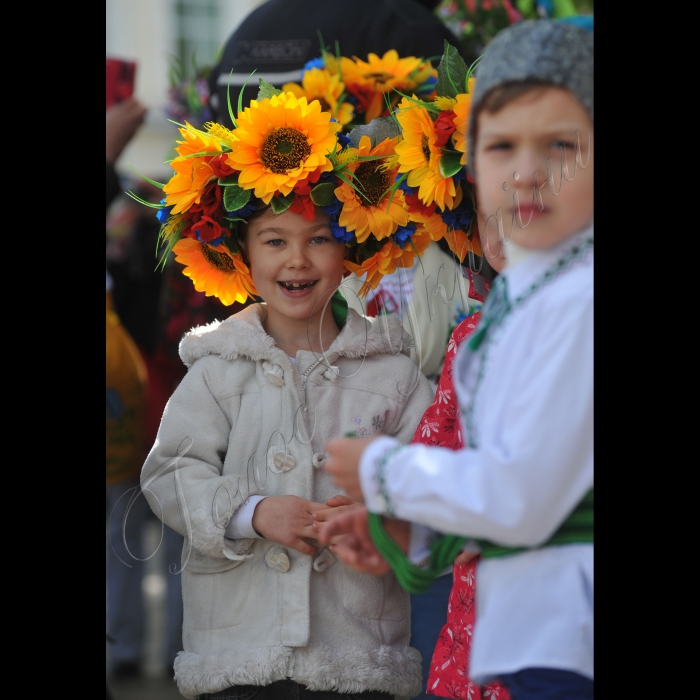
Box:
467 19 593 175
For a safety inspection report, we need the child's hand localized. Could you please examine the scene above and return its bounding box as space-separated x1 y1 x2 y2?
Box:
454 550 479 566
317 504 391 575
312 494 365 543
324 436 380 499
251 495 326 556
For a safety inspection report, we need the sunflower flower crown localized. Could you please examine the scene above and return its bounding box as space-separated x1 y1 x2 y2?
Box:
130 43 480 305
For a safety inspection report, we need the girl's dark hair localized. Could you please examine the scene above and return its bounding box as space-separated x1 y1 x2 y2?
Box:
236 203 272 265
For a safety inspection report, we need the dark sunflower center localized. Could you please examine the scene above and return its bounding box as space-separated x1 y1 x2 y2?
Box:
318 98 331 112
261 127 311 173
201 243 235 272
364 72 394 84
421 135 431 163
355 161 391 207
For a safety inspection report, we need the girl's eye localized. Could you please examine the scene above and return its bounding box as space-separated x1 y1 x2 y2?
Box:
310 236 331 244
552 141 575 150
488 141 513 151
266 239 284 247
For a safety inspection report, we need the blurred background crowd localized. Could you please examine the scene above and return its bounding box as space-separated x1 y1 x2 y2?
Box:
106 2 593 699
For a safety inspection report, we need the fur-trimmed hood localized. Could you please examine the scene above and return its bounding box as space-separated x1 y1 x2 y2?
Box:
179 302 414 368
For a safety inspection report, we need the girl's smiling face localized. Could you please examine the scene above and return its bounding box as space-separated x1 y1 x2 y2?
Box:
243 207 348 342
474 86 594 251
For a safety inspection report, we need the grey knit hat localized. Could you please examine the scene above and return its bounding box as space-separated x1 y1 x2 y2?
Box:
467 19 593 174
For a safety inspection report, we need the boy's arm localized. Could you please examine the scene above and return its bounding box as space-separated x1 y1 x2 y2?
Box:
327 299 593 548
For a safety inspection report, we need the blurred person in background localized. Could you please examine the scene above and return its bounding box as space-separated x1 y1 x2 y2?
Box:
207 0 466 130
106 93 150 679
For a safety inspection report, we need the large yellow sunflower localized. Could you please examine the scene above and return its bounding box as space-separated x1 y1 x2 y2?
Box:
342 51 424 122
395 97 458 210
173 238 258 306
335 135 408 243
283 68 354 126
345 226 432 297
452 77 476 166
226 92 340 204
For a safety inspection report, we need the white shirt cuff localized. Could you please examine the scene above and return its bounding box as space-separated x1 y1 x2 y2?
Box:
224 495 267 540
359 436 402 514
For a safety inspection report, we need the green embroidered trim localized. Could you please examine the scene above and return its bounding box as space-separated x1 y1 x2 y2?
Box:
376 445 406 517
464 236 593 448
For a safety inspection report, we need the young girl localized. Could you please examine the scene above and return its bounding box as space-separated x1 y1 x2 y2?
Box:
319 19 594 700
139 91 435 699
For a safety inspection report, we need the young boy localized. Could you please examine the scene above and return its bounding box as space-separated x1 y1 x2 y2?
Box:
319 19 594 700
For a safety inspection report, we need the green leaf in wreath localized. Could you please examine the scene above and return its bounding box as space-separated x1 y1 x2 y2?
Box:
257 79 283 100
270 192 295 214
438 149 464 178
436 41 468 100
223 185 252 212
218 173 240 186
310 182 336 207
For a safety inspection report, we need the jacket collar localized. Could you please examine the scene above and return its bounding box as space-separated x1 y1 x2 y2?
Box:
179 302 413 367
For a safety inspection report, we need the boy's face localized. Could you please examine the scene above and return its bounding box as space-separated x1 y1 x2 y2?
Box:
474 87 594 252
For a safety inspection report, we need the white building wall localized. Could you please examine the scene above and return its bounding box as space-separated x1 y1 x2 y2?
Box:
106 0 266 183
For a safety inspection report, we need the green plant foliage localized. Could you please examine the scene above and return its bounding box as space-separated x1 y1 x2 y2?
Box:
439 150 464 178
257 79 283 100
223 185 251 212
270 192 295 214
436 41 468 99
310 182 336 207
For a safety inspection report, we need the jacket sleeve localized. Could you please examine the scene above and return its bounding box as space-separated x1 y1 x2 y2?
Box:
140 356 254 564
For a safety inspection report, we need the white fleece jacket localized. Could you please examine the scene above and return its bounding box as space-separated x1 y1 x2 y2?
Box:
141 303 434 699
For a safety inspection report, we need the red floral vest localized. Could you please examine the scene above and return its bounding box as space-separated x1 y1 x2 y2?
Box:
410 313 509 700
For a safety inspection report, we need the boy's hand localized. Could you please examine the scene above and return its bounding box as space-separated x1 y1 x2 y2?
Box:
454 550 479 566
251 495 326 556
324 436 380 499
317 504 391 575
311 494 365 543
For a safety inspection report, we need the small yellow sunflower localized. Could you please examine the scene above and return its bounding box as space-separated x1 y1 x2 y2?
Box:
345 226 431 297
335 135 408 243
174 122 224 158
226 92 340 204
283 68 354 126
395 97 458 210
342 51 424 122
163 155 217 215
173 238 258 306
452 77 476 166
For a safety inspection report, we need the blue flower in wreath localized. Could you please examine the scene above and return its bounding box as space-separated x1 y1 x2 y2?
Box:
393 222 417 249
156 198 174 223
